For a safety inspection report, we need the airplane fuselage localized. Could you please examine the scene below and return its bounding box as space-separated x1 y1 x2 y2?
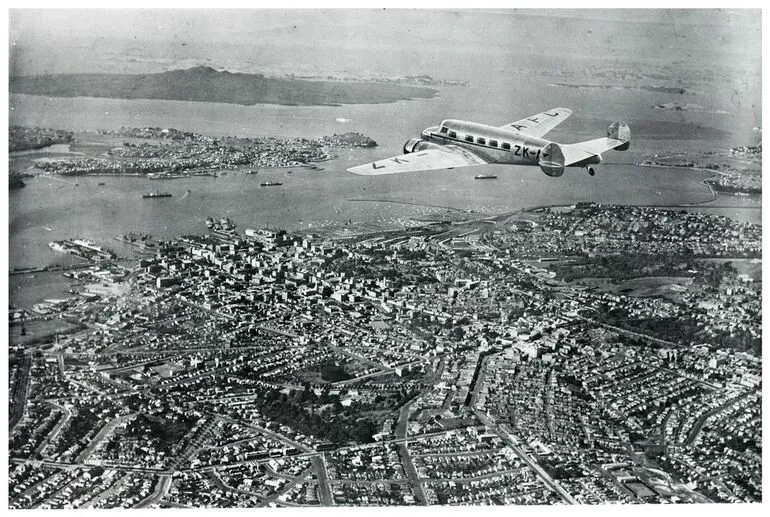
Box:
347 108 628 177
413 119 601 167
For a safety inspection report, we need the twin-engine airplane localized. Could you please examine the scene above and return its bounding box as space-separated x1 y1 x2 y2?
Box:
347 108 630 177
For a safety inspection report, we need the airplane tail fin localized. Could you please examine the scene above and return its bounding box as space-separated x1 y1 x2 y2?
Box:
607 121 630 151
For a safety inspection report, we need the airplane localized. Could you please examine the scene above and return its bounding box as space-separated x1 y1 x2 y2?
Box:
346 108 630 178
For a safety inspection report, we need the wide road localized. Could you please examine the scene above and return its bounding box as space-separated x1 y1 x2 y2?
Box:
134 474 172 509
474 410 576 505
396 400 428 505
77 413 137 463
311 454 333 506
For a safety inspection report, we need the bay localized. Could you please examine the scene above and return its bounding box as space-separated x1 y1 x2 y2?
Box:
8 72 761 307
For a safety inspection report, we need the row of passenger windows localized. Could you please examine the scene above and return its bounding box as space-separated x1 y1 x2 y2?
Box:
439 127 511 150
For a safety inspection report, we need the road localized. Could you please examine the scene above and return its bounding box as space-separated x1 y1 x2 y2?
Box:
134 474 172 509
258 466 315 507
35 401 72 456
474 410 576 505
76 413 137 463
396 400 428 505
311 454 333 505
684 390 755 446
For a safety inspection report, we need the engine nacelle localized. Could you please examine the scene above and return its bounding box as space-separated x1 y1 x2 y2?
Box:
403 138 443 154
539 142 565 177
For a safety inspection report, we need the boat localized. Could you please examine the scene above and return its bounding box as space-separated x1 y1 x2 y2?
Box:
98 182 105 186
260 181 283 187
147 172 189 180
143 192 172 198
48 241 70 253
474 174 498 180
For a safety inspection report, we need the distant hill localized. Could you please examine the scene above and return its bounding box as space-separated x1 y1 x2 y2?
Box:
10 66 438 107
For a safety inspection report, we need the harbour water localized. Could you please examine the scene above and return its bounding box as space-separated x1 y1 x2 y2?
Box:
8 71 761 307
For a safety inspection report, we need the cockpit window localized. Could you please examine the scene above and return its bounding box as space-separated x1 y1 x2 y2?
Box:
501 142 511 150
465 135 474 142
489 140 498 147
448 131 457 138
477 137 486 145
440 127 448 134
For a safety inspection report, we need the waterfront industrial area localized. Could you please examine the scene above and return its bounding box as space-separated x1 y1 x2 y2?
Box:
8 194 762 507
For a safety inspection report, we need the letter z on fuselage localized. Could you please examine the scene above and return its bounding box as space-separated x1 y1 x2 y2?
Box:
347 108 630 178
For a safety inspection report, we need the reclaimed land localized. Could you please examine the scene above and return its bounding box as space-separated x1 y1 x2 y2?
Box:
10 65 438 107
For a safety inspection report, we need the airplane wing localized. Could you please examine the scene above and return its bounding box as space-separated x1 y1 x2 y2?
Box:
501 107 573 138
561 137 627 166
347 145 488 175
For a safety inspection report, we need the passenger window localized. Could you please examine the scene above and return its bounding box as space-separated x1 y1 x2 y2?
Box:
448 131 456 138
489 140 498 147
477 137 486 145
440 127 448 134
501 142 511 150
465 135 474 142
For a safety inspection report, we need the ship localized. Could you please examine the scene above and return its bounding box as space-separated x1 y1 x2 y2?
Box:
48 241 71 253
260 181 283 187
474 174 498 180
143 191 172 198
147 172 190 180
50 239 117 260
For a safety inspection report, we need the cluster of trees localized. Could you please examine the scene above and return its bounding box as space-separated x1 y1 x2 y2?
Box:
554 253 690 283
125 413 199 448
247 387 379 445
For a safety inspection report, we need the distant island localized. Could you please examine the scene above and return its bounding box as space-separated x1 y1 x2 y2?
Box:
653 102 728 114
10 66 438 107
9 126 74 152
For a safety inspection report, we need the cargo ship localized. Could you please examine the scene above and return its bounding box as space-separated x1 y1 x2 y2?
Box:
48 241 70 253
147 172 190 180
260 181 283 187
474 174 498 180
143 191 172 198
49 239 116 260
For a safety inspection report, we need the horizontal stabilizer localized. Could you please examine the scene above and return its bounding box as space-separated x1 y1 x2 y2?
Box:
561 121 631 167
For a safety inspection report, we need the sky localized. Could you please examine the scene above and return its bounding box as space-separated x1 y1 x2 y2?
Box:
8 9 762 78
